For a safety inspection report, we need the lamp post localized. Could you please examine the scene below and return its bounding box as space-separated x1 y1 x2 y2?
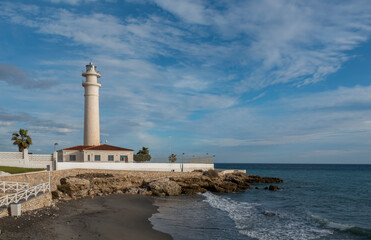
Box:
169 136 172 153
181 153 184 172
54 143 58 152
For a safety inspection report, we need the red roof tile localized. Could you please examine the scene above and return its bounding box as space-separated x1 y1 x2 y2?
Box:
62 144 134 151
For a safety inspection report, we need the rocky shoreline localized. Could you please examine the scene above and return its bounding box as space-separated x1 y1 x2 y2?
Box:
0 170 283 239
52 170 283 201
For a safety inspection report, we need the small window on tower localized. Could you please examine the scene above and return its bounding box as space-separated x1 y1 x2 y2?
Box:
95 155 101 161
88 155 90 161
70 155 76 161
108 155 114 161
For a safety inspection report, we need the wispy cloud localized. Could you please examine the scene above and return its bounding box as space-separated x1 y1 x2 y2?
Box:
192 84 371 151
3 0 369 93
0 0 370 162
0 63 58 89
0 109 78 135
47 0 98 5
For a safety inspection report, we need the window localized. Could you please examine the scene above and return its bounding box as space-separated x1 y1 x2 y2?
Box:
120 155 128 162
69 155 76 161
108 155 114 161
88 155 90 161
95 155 101 161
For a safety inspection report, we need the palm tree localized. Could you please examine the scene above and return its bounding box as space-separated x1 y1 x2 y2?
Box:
168 153 177 163
137 147 150 155
11 129 32 152
134 147 151 162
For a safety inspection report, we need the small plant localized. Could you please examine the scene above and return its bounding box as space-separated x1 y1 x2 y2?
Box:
203 169 219 178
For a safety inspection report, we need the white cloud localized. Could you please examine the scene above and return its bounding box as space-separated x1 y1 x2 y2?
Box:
0 121 14 127
152 0 371 89
152 0 211 25
174 76 208 91
47 0 98 5
188 84 371 152
5 0 369 93
1 0 371 162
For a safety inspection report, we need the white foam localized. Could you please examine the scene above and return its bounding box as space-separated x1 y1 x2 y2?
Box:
310 214 354 231
202 192 333 240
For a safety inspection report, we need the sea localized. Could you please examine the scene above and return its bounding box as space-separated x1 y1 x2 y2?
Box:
150 163 371 240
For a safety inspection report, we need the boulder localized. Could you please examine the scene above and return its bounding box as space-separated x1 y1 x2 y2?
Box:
215 182 238 193
268 185 280 191
246 175 283 183
59 177 90 198
181 184 207 194
202 170 219 178
148 178 182 196
224 173 251 190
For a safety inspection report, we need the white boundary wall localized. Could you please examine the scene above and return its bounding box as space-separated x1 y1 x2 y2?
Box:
0 150 52 169
55 162 214 172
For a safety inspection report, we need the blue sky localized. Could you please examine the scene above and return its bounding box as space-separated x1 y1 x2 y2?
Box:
0 0 371 163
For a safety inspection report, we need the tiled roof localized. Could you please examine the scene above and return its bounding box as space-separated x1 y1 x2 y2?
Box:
62 144 134 151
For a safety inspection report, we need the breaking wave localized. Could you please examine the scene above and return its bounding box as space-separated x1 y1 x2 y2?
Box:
202 192 333 240
311 214 371 239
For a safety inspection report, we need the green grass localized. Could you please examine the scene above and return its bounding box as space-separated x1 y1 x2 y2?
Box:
0 166 45 174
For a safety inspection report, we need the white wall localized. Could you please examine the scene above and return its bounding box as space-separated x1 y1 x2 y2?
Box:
55 162 214 172
29 154 52 161
0 160 51 168
0 152 23 160
0 151 52 169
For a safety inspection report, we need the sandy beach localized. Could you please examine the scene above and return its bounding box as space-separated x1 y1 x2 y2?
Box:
0 194 172 240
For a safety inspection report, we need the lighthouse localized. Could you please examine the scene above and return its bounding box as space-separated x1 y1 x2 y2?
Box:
82 62 101 146
56 62 134 163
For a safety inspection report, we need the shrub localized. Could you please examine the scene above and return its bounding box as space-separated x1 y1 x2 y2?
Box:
134 154 151 162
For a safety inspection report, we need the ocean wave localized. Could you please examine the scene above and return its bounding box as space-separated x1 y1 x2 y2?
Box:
202 192 332 240
310 214 371 238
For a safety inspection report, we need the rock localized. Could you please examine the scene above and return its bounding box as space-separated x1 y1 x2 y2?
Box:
255 187 259 189
181 184 207 194
245 175 283 184
268 185 280 191
51 191 60 200
208 182 238 193
224 173 251 190
148 178 182 196
76 173 114 178
125 187 139 195
125 187 151 195
264 186 268 190
202 170 219 178
137 188 152 196
53 171 283 201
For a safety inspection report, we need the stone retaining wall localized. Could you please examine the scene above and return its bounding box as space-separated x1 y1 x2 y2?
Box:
0 169 202 191
0 193 52 218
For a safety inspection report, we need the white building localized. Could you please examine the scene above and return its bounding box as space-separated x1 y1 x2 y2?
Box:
58 145 134 163
57 62 134 162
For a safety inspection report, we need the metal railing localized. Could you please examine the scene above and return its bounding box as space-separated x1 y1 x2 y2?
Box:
0 181 31 193
149 153 215 163
0 181 50 207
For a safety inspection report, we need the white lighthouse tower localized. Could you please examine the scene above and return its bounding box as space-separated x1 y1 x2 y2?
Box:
82 62 101 146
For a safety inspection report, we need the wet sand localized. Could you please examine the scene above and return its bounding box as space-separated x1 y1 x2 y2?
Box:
0 194 172 240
